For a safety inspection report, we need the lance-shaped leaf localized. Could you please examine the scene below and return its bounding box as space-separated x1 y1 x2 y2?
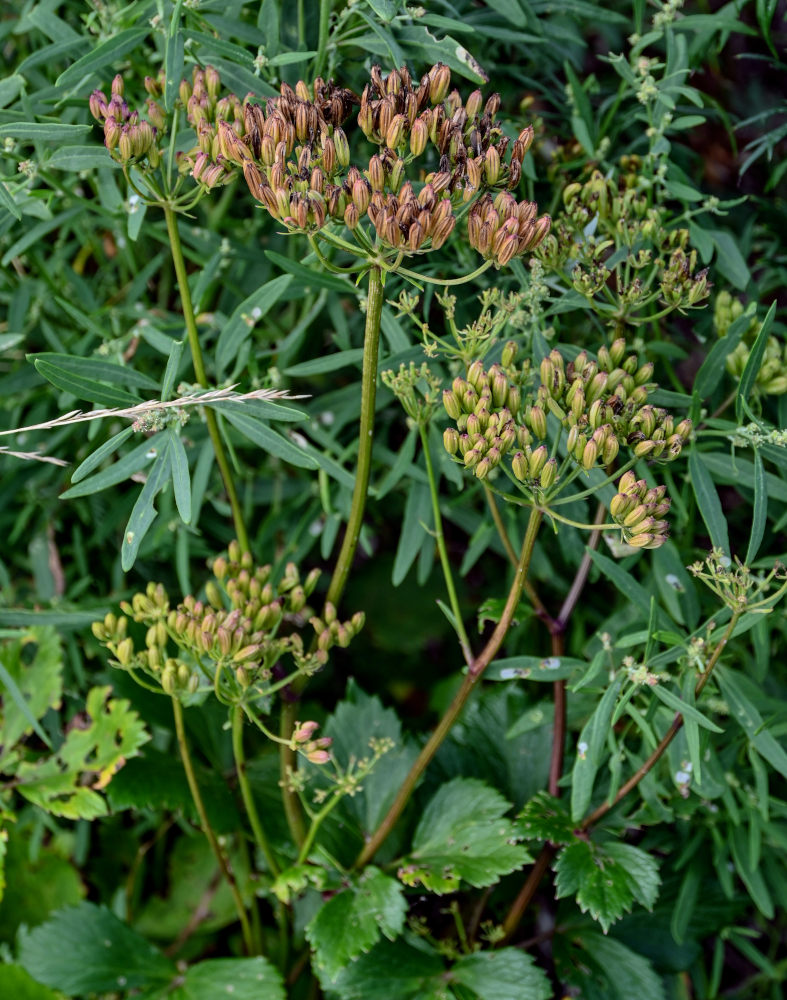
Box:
398 778 531 893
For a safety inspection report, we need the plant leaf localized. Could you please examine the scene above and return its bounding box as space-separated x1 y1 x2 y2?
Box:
16 686 149 820
163 958 285 1000
688 450 730 556
554 838 660 932
451 949 552 1000
18 901 173 993
306 867 407 982
570 678 623 821
216 274 293 374
399 778 531 893
518 791 575 845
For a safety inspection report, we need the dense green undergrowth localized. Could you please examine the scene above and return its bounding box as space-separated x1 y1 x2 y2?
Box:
0 1 786 998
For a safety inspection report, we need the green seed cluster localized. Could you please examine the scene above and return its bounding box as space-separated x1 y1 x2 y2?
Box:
536 341 692 468
539 167 709 315
609 470 671 549
442 358 528 482
91 543 364 699
715 292 787 396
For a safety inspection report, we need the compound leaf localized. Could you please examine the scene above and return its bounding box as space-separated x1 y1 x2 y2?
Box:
306 867 407 982
399 778 531 893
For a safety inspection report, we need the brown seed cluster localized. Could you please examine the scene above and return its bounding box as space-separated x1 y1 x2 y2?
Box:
468 191 551 266
179 66 245 189
366 180 455 251
89 74 162 166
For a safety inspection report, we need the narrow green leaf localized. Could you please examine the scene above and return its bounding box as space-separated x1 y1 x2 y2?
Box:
0 181 21 220
745 449 767 565
47 145 115 171
121 443 172 571
587 548 666 623
571 678 623 821
168 430 191 524
220 409 318 469
56 27 150 89
264 250 355 292
688 450 730 556
392 482 432 586
671 864 700 944
63 436 156 498
736 301 777 422
717 668 787 781
164 0 185 113
651 684 723 732
283 348 364 377
487 655 586 683
0 122 92 141
2 205 83 267
216 274 293 374
694 303 755 400
160 340 185 401
33 360 142 408
31 353 159 390
0 659 53 749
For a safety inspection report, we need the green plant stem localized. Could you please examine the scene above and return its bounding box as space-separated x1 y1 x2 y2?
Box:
296 788 344 866
354 507 543 869
279 264 385 846
419 422 472 663
172 697 254 955
163 204 250 554
232 707 280 878
313 0 331 78
323 264 384 609
392 258 494 286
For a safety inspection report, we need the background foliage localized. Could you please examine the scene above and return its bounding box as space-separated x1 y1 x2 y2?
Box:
0 1 786 998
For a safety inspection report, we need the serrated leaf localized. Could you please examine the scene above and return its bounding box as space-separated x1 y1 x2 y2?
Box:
555 931 666 1000
329 937 445 999
18 902 174 994
216 274 293 374
0 626 62 749
554 839 660 932
164 958 285 1000
324 682 418 839
0 965 61 1000
16 686 149 820
452 949 551 1000
306 868 406 982
518 791 575 844
400 778 531 893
